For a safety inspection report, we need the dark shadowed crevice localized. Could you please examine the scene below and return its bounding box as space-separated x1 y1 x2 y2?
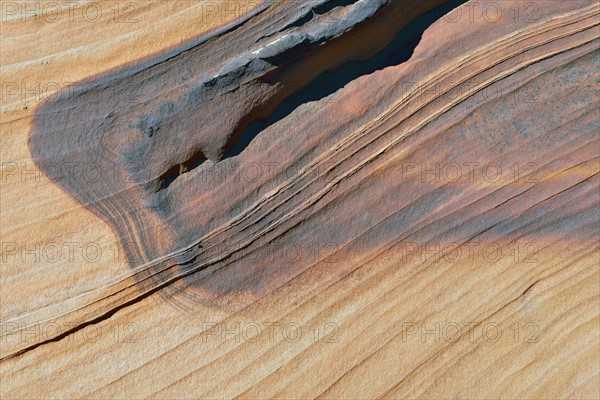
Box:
158 151 207 190
223 0 469 159
279 0 360 32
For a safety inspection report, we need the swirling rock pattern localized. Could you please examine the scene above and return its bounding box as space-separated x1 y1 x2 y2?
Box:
1 0 599 398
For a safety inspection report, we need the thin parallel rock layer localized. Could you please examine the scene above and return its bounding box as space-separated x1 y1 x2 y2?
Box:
16 0 598 363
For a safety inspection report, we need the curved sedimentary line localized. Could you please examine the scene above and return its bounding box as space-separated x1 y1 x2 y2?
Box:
350 5 600 141
122 16 598 294
28 2 592 248
229 36 598 266
184 6 599 242
304 4 600 149
147 101 599 317
171 32 598 274
84 9 600 288
132 6 599 271
86 14 598 321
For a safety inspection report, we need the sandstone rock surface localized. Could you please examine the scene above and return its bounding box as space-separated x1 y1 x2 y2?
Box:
1 0 599 398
